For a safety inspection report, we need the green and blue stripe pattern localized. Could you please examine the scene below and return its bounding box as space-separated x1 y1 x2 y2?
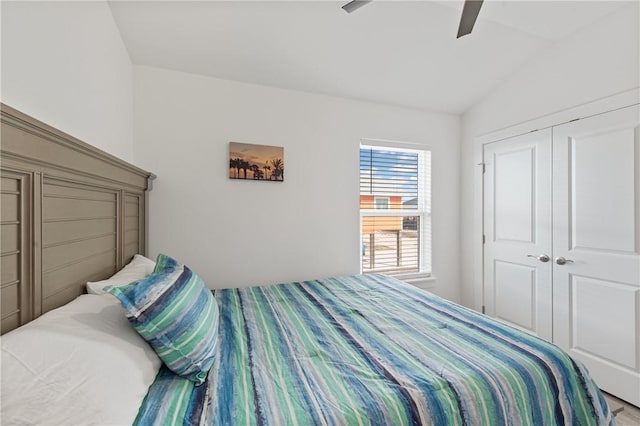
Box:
108 254 218 385
134 365 209 426
206 274 612 425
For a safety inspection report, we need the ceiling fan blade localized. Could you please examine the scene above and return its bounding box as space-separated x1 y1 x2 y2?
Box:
342 0 372 14
456 0 484 38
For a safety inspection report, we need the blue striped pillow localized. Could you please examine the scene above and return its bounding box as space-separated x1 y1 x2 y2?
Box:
107 254 218 385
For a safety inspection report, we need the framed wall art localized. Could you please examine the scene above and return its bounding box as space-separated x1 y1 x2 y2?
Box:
229 142 284 182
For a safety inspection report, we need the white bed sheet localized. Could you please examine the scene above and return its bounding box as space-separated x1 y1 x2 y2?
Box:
1 294 161 425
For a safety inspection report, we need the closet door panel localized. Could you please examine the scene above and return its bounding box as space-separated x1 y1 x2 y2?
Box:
483 129 553 340
553 104 640 406
570 125 636 252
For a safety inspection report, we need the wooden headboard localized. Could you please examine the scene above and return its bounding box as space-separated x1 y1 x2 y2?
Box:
0 104 153 334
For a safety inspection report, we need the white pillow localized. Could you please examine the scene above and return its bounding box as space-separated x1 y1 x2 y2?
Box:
86 254 155 295
1 294 162 425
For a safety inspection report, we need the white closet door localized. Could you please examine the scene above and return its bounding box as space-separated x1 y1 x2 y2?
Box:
483 129 553 340
552 104 640 406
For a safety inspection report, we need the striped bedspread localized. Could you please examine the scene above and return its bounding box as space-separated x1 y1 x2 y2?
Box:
134 365 209 426
209 274 613 426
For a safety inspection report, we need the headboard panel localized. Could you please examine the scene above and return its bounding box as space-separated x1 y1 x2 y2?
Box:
123 192 143 263
1 104 153 334
41 177 119 312
1 169 32 333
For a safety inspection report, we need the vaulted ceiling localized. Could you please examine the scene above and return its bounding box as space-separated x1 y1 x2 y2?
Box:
109 1 629 114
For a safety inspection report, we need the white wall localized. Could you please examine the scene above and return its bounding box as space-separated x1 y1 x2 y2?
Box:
1 1 134 162
459 3 640 309
134 66 461 301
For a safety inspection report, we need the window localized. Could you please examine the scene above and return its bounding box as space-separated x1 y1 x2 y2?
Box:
360 142 431 277
374 197 389 209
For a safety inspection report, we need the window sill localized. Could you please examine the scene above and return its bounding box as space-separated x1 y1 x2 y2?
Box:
397 273 436 290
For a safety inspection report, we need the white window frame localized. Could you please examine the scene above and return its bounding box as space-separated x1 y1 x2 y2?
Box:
359 139 432 279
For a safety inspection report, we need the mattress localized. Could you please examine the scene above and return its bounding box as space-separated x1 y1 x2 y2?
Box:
203 274 612 425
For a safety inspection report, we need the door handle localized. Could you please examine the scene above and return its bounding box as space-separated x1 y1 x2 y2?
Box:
527 254 550 263
555 257 574 265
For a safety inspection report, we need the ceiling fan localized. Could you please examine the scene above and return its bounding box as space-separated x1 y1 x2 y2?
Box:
341 0 484 39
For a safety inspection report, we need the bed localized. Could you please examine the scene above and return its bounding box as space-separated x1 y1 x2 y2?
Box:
0 105 614 425
1 268 614 425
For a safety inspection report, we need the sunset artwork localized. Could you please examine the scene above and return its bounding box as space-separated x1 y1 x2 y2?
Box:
229 142 284 182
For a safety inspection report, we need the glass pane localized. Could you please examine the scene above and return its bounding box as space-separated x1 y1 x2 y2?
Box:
360 147 419 209
362 216 420 275
374 197 389 209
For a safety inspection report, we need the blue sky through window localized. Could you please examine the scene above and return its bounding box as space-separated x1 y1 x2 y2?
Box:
360 147 419 207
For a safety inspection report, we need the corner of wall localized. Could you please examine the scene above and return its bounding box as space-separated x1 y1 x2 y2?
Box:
1 1 135 163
